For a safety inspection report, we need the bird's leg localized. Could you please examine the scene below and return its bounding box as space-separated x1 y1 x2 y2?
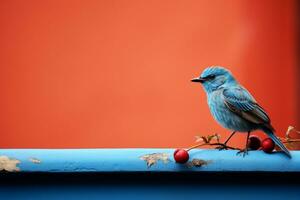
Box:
224 131 236 145
216 131 236 150
237 131 250 157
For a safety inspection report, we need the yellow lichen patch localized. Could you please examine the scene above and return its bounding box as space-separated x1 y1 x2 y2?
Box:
140 153 170 168
0 156 20 172
29 158 41 164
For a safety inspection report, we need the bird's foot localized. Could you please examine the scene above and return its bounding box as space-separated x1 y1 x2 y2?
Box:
215 144 228 151
236 148 249 157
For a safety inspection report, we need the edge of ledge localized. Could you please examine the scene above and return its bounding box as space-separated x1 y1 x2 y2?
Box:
0 149 299 173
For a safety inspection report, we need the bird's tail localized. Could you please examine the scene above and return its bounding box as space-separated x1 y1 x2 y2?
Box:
263 128 291 158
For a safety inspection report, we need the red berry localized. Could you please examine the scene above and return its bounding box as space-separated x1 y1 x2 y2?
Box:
248 135 261 150
261 138 275 153
174 149 189 163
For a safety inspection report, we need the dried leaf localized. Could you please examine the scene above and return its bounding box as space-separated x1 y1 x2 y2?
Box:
207 133 221 143
216 133 221 143
195 136 204 143
0 156 20 172
207 135 214 143
201 136 208 143
285 142 295 149
140 153 170 168
195 133 221 145
286 126 300 138
186 159 212 168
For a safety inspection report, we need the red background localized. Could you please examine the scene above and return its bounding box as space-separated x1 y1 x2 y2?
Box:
0 0 298 148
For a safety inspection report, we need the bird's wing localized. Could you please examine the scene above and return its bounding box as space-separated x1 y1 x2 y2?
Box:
222 87 274 130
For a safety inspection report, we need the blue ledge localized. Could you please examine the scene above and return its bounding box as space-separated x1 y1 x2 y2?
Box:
0 149 299 173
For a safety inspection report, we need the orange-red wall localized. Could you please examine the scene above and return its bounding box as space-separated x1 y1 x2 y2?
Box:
0 0 298 148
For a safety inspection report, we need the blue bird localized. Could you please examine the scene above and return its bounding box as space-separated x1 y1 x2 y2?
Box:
191 66 291 158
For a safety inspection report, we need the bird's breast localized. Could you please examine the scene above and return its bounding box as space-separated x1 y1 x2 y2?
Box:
207 90 253 132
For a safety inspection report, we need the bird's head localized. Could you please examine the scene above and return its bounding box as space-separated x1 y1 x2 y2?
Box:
191 66 236 93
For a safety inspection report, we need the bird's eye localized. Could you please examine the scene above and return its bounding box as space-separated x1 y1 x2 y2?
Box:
207 75 216 80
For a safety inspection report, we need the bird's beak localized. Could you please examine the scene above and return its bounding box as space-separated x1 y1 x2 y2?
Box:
191 77 205 83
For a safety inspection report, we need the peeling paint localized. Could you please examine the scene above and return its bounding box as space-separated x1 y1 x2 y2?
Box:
140 153 170 168
186 159 212 168
29 157 41 164
0 156 20 172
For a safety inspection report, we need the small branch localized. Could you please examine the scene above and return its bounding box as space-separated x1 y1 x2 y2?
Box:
283 140 300 144
279 137 300 144
189 129 300 152
210 143 241 150
187 142 240 151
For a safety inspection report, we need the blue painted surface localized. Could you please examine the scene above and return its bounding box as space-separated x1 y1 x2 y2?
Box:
0 149 299 172
0 149 300 200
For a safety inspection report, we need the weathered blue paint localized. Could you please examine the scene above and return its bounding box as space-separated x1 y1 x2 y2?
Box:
0 149 299 200
0 149 299 172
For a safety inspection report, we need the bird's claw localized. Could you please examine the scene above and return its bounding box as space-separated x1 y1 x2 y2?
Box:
236 148 249 157
215 145 228 151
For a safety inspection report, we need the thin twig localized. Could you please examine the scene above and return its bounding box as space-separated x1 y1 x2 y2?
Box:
188 131 300 152
187 142 240 151
279 137 300 144
283 140 300 143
